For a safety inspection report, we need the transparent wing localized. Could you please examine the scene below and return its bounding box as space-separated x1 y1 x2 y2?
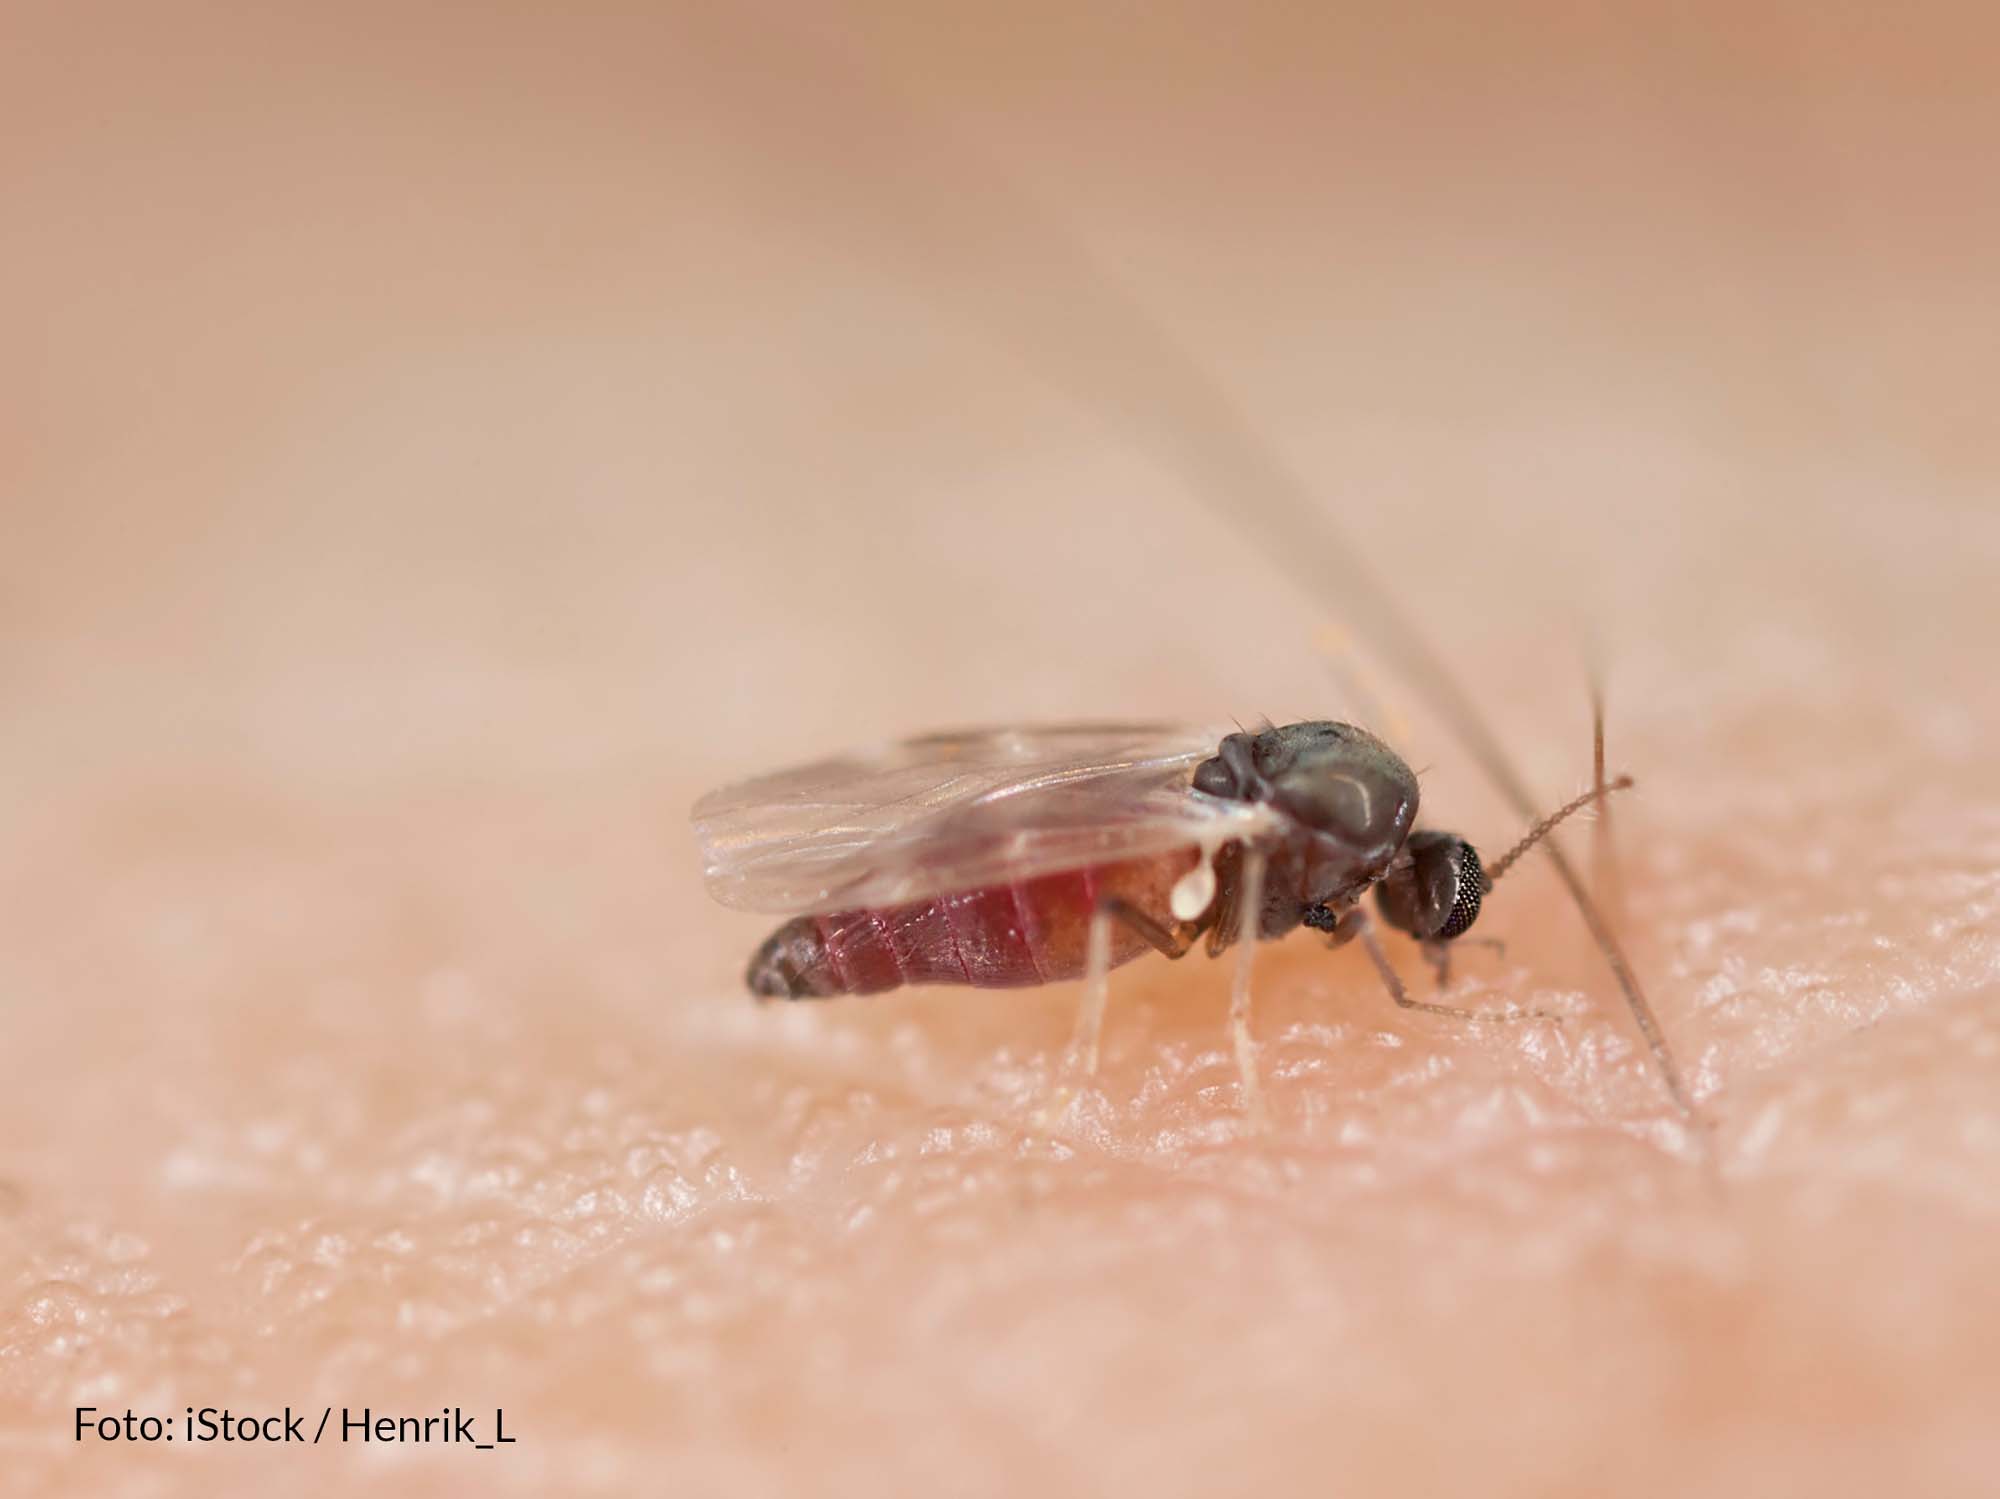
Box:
692 723 1269 914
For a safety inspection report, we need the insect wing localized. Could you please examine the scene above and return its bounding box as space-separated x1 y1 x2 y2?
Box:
692 724 1263 914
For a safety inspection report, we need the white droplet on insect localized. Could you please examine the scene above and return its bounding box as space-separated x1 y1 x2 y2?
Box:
1171 856 1217 921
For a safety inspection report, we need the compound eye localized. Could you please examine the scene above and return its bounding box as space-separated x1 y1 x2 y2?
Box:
1432 843 1485 940
1375 832 1485 941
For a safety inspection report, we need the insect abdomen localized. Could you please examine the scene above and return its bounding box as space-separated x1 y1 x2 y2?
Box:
745 853 1197 1000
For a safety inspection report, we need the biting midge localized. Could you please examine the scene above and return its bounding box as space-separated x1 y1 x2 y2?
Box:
728 721 1625 1029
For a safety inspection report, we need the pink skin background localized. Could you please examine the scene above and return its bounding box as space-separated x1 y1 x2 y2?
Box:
5 3 1998 1495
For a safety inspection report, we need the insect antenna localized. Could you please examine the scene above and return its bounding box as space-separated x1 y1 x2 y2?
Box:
1484 775 1635 887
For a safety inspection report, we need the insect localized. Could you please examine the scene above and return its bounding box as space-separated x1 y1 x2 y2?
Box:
693 719 1627 1112
680 0 1700 1141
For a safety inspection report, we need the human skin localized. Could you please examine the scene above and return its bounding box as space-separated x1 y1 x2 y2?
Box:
5 4 1998 1496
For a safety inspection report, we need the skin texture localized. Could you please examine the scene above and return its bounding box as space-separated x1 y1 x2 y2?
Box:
5 4 1998 1495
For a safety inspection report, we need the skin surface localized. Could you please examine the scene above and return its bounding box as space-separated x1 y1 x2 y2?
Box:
5 4 1998 1495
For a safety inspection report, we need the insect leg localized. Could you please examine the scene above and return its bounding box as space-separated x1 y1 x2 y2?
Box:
1336 909 1556 1023
1227 849 1270 1128
1037 896 1205 1130
1064 899 1202 1077
1100 899 1202 961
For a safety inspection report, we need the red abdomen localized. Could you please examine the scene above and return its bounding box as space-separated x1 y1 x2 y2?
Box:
745 851 1198 1000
